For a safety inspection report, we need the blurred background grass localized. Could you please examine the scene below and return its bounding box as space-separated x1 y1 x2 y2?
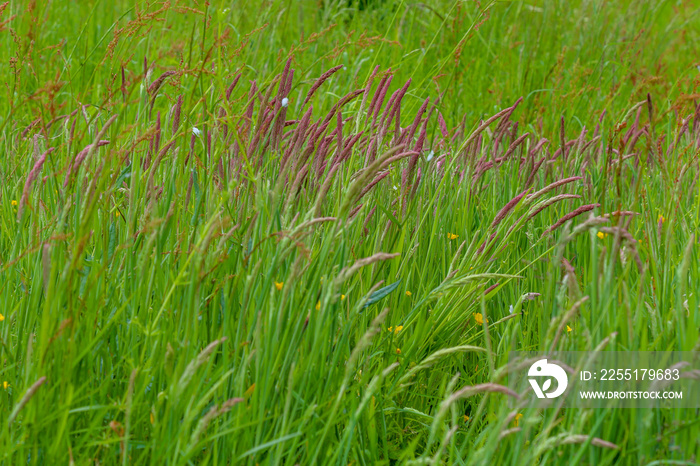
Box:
6 0 699 130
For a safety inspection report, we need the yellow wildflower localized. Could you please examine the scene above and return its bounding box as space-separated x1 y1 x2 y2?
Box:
405 291 412 296
566 325 572 333
474 313 487 325
2 381 8 390
658 214 665 223
596 232 606 239
0 313 4 321
11 200 17 206
514 413 523 427
395 348 401 354
463 414 470 423
315 301 321 311
394 325 403 334
448 232 458 240
341 294 346 300
275 281 284 291
388 327 393 333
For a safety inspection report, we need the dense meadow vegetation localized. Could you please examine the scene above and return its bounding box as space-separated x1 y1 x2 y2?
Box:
1 0 699 463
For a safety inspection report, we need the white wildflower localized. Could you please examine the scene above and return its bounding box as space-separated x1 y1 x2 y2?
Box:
281 97 289 108
192 127 201 137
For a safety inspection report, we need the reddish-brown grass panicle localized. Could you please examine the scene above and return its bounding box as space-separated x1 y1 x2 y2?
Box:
245 80 257 125
379 89 399 134
20 119 40 140
272 57 294 149
336 110 344 158
491 189 528 228
527 176 582 203
403 97 429 145
172 95 183 134
148 140 177 189
32 134 40 161
147 70 177 116
337 131 363 165
370 74 393 126
359 170 391 201
366 72 390 123
18 147 55 221
458 99 522 156
524 157 546 187
437 112 448 140
496 97 523 133
63 140 110 187
400 99 431 193
147 70 176 96
559 116 567 160
381 78 411 139
302 64 344 111
154 112 161 154
319 89 364 131
226 72 242 101
282 105 313 171
542 204 600 236
526 194 582 221
525 138 549 166
358 65 380 124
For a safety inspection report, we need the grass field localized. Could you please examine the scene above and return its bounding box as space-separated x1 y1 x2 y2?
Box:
1 0 700 464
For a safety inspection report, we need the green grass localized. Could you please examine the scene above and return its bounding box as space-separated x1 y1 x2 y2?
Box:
1 0 699 464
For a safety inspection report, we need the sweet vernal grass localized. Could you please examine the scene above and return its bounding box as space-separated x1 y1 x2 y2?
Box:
0 0 699 464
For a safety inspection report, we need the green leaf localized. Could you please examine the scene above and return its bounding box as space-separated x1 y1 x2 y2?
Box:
363 279 402 309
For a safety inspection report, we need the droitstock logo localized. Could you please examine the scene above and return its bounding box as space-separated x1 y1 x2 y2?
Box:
528 359 568 399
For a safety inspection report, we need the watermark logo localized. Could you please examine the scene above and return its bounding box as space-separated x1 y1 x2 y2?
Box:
528 359 568 398
511 352 697 408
